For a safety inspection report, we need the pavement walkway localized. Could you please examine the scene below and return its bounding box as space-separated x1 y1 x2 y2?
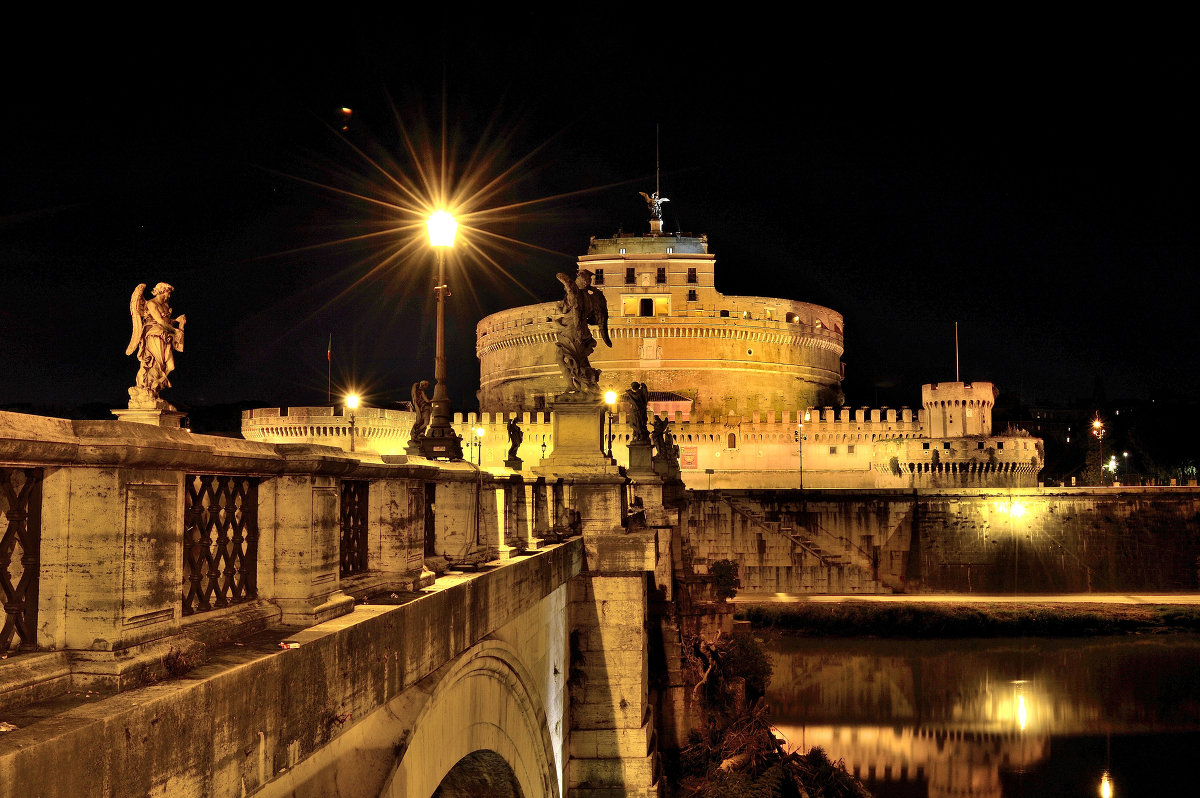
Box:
733 593 1200 605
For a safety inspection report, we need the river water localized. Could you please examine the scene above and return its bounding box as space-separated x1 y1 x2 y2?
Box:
764 633 1200 797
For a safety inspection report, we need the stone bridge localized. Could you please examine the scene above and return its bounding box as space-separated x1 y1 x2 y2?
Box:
0 412 665 797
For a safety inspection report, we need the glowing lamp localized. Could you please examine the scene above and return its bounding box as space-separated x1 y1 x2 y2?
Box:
474 426 485 439
345 394 360 410
604 390 617 405
1100 771 1113 798
426 210 458 248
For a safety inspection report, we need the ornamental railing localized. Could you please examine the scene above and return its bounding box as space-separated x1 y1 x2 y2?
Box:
182 474 259 616
339 480 369 577
0 467 42 654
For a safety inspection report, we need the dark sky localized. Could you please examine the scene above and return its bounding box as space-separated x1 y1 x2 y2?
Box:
2 13 1195 413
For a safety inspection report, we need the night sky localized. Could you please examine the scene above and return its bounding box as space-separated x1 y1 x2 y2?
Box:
2 14 1195 415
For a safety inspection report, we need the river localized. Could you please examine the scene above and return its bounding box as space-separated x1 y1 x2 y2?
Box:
764 633 1200 797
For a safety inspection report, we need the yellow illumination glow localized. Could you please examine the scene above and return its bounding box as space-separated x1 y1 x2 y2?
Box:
474 426 485 438
1100 771 1113 798
1093 419 1103 429
345 394 360 410
605 391 617 405
1017 695 1027 731
1010 501 1026 518
426 209 458 247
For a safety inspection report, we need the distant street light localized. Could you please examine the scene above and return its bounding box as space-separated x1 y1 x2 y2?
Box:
1092 416 1106 485
421 210 463 460
604 390 617 458
473 426 485 466
346 393 360 453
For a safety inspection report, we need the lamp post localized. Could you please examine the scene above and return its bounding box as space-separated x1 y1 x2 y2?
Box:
421 210 463 460
473 426 485 466
1092 417 1106 486
604 390 617 458
346 394 359 453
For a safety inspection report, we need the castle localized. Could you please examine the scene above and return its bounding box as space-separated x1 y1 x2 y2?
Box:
244 206 1044 489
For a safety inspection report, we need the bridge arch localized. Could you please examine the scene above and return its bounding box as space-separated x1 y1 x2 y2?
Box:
383 638 562 798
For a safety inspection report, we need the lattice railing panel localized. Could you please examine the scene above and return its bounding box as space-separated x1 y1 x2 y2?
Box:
340 480 369 577
0 467 42 654
183 474 259 616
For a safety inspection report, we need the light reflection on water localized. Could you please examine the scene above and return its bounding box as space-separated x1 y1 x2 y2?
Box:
764 634 1200 797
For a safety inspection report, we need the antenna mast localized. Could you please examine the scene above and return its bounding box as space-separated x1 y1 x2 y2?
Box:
656 123 660 197
955 322 960 382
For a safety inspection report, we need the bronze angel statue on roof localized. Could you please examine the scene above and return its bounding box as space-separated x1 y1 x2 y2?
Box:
639 190 669 220
125 282 186 408
551 268 611 393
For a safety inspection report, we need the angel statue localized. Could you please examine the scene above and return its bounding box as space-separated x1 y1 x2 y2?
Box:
638 190 669 220
624 381 651 443
125 282 186 408
551 268 611 393
408 380 432 445
506 417 523 461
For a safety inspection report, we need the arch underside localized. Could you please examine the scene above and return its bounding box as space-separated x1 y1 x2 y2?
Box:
383 639 560 798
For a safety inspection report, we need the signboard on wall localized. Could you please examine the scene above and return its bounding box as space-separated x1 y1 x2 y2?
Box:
681 446 698 469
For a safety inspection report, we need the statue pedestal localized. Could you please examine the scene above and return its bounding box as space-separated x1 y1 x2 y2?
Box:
627 441 654 475
535 392 614 475
112 408 186 428
504 456 524 471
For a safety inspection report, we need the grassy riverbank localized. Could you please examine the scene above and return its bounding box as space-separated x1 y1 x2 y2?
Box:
737 600 1200 637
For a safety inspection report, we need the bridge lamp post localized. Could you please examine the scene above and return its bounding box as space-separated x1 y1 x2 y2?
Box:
421 209 464 460
472 426 485 466
345 393 360 453
604 390 617 458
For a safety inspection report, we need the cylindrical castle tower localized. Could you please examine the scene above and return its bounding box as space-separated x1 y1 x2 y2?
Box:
477 230 845 415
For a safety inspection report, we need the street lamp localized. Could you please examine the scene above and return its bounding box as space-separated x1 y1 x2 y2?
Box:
421 209 463 460
472 426 485 466
1092 416 1106 485
345 393 359 453
604 390 617 458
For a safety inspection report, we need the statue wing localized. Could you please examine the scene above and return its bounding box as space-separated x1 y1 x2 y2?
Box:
638 191 652 206
585 287 611 347
125 284 146 356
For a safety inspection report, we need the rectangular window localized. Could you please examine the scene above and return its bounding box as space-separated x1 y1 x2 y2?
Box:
847 444 856 455
653 296 670 315
922 442 930 450
666 246 674 253
687 267 697 283
656 267 666 284
977 441 985 449
687 289 698 302
828 446 838 455
719 310 730 318
594 269 604 285
625 267 635 284
619 247 626 254
997 441 1004 449
943 442 951 450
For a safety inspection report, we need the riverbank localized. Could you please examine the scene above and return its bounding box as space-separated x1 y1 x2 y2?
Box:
736 599 1200 637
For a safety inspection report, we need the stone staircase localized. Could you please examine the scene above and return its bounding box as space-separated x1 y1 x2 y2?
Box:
723 496 872 574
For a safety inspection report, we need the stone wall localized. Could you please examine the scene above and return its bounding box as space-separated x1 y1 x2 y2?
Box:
684 488 1200 595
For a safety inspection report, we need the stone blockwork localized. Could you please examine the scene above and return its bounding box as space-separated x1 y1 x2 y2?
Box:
0 410 561 698
476 232 845 417
0 538 581 798
683 487 1200 595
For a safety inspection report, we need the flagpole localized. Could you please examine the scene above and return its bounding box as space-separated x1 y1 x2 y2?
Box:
954 322 960 382
327 333 332 405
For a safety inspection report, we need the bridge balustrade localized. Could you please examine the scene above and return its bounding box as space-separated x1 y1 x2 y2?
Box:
182 474 259 616
0 466 42 653
338 479 369 577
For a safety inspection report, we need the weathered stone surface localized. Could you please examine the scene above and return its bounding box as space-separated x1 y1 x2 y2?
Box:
0 540 582 798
